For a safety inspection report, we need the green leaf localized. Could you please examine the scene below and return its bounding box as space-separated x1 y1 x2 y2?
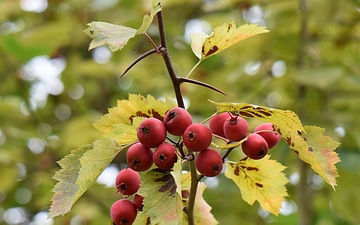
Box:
138 169 183 225
210 101 305 150
84 21 137 52
136 0 162 35
49 138 122 217
93 94 175 134
225 155 288 216
190 22 269 60
49 144 92 217
297 126 341 188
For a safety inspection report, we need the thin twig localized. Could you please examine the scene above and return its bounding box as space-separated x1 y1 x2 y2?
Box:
144 33 162 55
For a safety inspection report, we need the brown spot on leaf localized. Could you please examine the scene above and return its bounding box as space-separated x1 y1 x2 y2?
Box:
234 166 240 176
291 143 295 147
154 174 173 182
239 111 254 118
255 182 263 188
152 109 163 121
205 45 219 56
293 150 299 156
276 128 282 135
227 23 232 32
252 112 264 118
246 167 259 171
241 106 254 110
308 147 313 152
303 137 307 142
158 179 175 193
258 110 272 117
284 137 292 146
297 130 303 135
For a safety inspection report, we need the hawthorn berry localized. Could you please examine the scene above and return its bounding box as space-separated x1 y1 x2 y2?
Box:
133 194 144 211
153 142 178 170
126 143 153 172
223 116 249 141
115 168 141 196
163 107 192 136
137 118 166 148
209 112 230 138
110 199 137 225
182 123 212 152
242 133 269 160
195 148 223 177
254 123 281 149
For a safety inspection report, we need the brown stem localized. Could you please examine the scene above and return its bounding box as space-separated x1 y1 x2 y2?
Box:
156 8 184 108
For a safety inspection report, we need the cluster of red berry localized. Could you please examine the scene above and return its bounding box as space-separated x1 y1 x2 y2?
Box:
110 107 281 225
209 112 281 160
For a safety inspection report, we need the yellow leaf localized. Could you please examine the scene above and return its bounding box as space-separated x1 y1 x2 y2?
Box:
191 22 269 60
190 32 209 59
225 155 288 216
294 126 341 189
93 94 175 134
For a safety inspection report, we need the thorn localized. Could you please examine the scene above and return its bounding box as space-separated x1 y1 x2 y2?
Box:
178 77 227 96
120 48 158 78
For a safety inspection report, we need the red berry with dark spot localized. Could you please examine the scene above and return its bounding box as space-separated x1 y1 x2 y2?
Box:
137 118 166 148
182 123 212 152
133 194 144 211
195 148 223 177
110 199 137 225
126 143 153 172
209 112 230 138
115 168 141 196
223 116 249 141
254 123 281 149
153 142 178 170
242 133 269 160
163 107 193 136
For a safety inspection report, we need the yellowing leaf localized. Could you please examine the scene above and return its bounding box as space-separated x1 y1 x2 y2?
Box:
138 169 182 225
190 32 209 59
85 2 161 51
84 22 137 52
190 22 269 60
49 144 91 217
210 101 305 149
225 155 288 216
294 126 341 188
93 94 175 134
136 0 161 35
49 138 122 218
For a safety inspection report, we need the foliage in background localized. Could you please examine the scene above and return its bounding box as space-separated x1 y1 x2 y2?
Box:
0 0 359 224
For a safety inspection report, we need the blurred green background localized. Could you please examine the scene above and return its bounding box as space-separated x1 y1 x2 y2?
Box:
0 0 359 224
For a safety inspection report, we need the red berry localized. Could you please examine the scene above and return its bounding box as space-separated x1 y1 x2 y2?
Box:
195 148 223 177
115 168 141 196
223 116 249 141
182 123 212 152
254 123 281 149
209 112 230 138
110 199 137 225
242 133 269 160
126 143 153 172
153 142 178 170
137 118 166 148
133 194 144 211
163 107 192 136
